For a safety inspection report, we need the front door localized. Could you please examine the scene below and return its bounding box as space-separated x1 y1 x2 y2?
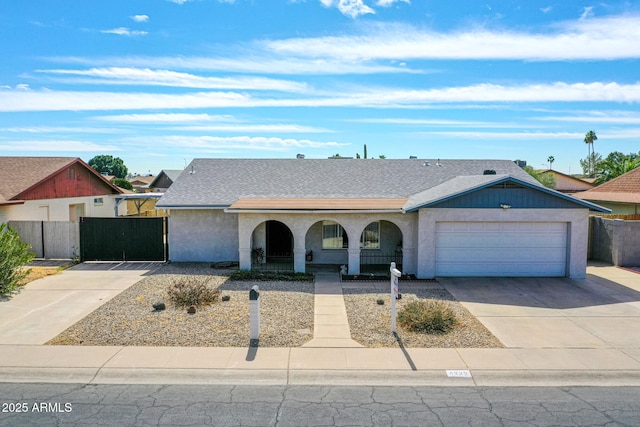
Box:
266 221 293 258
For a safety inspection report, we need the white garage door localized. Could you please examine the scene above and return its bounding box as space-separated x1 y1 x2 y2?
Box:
435 222 567 277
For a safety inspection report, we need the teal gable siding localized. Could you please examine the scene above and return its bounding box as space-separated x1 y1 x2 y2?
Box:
431 187 583 209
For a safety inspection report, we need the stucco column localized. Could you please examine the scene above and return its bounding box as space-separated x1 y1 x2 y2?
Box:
348 248 360 275
401 247 416 275
293 249 306 273
239 248 251 271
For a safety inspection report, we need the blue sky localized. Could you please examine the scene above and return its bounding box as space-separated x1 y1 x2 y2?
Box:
1 1 639 176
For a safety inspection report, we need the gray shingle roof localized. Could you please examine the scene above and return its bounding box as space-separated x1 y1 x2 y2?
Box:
157 158 540 208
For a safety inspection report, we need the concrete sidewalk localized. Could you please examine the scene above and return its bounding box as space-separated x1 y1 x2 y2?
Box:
1 263 639 386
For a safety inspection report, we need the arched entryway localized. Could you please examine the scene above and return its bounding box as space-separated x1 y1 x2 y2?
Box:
304 219 350 272
359 220 403 273
251 220 294 271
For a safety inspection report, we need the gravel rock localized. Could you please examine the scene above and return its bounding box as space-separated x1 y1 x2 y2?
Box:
47 264 503 349
343 282 504 348
47 263 314 347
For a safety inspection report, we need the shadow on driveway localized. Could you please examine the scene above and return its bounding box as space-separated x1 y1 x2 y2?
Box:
439 275 640 310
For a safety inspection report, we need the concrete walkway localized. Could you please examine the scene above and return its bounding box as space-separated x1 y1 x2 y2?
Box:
302 273 362 348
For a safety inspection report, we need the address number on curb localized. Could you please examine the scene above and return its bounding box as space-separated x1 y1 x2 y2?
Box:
446 370 472 378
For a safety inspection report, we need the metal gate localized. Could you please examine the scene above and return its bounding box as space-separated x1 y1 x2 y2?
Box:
80 217 167 262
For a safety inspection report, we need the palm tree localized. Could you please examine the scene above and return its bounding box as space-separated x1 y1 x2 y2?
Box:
584 130 598 177
547 155 555 170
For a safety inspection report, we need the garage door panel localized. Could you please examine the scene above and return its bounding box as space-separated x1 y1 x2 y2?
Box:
435 222 567 277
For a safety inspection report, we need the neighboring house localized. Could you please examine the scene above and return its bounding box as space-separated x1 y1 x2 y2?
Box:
120 170 183 216
128 175 155 193
540 169 595 194
0 156 123 223
573 166 640 214
157 158 607 279
149 170 183 192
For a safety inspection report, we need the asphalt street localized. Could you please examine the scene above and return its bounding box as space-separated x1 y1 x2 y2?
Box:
1 384 639 426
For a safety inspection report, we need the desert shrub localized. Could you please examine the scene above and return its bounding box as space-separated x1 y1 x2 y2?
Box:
397 299 458 333
230 271 313 282
0 223 35 297
167 276 221 308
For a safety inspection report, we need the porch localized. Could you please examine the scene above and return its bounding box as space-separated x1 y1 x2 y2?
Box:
238 213 416 275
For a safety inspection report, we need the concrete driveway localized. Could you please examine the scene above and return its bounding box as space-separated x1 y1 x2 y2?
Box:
439 265 640 351
0 262 159 345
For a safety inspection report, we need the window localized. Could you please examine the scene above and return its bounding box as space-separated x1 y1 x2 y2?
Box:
93 198 104 205
360 222 380 249
322 221 348 249
67 167 76 180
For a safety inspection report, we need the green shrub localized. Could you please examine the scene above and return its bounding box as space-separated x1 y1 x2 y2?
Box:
397 299 458 333
0 223 35 297
167 277 221 308
230 270 313 282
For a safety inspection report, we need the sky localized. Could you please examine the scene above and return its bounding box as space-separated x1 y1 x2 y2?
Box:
1 1 639 176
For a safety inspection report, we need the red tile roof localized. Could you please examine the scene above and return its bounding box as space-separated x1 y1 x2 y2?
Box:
574 166 640 204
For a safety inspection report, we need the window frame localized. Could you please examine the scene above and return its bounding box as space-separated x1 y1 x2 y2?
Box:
360 221 380 249
321 220 349 249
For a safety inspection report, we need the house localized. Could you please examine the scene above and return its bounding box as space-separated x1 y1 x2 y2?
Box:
128 175 155 193
539 169 595 194
0 156 123 223
119 170 182 216
149 170 183 192
156 158 608 279
573 166 640 215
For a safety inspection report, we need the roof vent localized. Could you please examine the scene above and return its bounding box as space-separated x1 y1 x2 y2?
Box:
423 161 430 166
296 153 305 159
483 169 497 175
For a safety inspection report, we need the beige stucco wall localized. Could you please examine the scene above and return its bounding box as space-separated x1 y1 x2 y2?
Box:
168 209 239 262
236 212 418 274
1 195 121 222
417 208 589 279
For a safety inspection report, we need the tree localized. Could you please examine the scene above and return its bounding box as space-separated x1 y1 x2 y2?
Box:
111 178 133 191
523 166 556 189
378 155 386 159
364 144 368 159
547 155 555 170
583 131 598 177
594 153 640 184
0 223 34 297
580 152 602 176
88 155 128 179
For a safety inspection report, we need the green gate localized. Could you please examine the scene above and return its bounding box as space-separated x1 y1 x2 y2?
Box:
80 217 167 262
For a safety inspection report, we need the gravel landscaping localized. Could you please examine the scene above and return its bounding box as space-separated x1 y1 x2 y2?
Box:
343 283 504 348
47 263 315 348
48 264 502 348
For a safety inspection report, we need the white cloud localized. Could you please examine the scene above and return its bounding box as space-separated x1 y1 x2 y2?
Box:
416 129 640 140
0 140 119 152
93 113 238 123
48 55 413 75
101 27 148 37
142 135 347 151
0 90 251 112
321 0 375 18
176 124 330 133
376 0 409 6
350 118 528 128
537 111 640 125
2 81 640 112
580 6 594 20
37 67 309 92
131 15 149 23
540 5 553 13
167 0 190 4
265 14 640 60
